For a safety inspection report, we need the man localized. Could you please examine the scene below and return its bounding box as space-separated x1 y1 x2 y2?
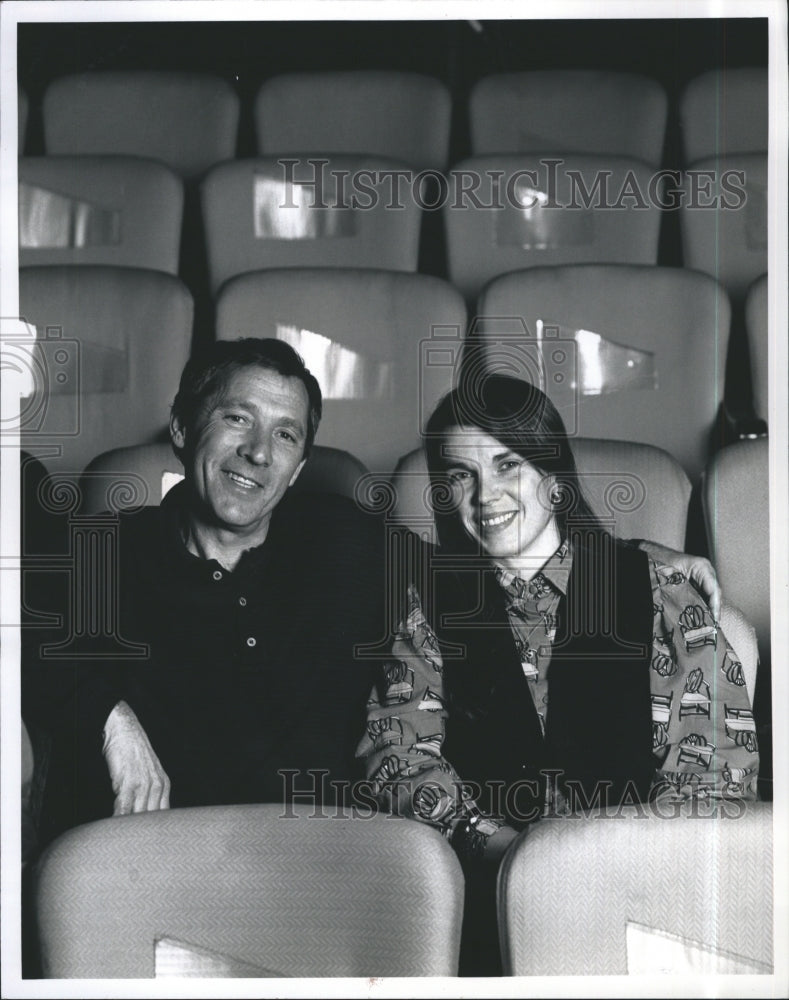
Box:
23 339 386 844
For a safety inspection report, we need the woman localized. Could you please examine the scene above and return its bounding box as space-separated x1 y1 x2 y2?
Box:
358 374 759 974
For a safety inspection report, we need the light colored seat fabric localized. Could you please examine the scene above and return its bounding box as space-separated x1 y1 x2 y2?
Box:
79 442 369 514
680 67 768 164
702 438 770 667
216 268 466 469
19 156 183 275
34 805 464 978
445 155 661 301
201 157 423 295
477 265 731 481
43 71 240 180
388 438 691 550
18 266 193 478
255 71 451 171
680 153 767 301
470 70 668 166
745 274 769 424
499 802 773 976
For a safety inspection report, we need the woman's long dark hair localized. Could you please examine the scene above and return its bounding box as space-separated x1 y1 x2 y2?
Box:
425 372 608 553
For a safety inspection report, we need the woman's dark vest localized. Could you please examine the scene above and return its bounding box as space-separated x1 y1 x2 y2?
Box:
424 532 655 826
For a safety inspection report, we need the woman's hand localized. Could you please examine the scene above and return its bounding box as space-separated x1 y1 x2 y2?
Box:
638 541 721 619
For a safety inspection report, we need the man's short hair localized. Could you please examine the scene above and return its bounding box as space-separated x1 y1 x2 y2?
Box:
171 338 323 457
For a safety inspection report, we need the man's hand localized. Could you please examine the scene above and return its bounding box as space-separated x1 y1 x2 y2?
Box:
102 700 171 816
638 540 722 620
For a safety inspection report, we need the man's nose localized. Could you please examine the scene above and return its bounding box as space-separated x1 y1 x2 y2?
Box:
239 429 272 466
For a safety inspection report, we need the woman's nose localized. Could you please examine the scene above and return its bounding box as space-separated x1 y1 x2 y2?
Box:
477 473 501 505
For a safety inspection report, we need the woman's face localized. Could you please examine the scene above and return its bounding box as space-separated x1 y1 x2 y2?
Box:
442 426 560 566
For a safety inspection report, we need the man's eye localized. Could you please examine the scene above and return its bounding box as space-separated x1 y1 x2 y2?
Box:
225 414 247 425
277 429 297 444
500 460 521 473
448 470 471 482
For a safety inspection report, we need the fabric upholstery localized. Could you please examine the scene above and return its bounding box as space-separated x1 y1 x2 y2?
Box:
19 156 183 274
499 802 773 976
43 71 240 180
255 71 451 171
471 70 668 166
34 805 464 978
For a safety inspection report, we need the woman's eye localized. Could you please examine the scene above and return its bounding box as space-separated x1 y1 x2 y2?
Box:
448 470 471 482
500 460 521 473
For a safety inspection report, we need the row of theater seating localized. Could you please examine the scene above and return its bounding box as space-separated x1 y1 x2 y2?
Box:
17 67 768 170
18 263 768 481
26 800 774 977
17 149 768 302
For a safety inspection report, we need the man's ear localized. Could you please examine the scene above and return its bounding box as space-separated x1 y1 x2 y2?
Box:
288 457 307 488
170 412 186 451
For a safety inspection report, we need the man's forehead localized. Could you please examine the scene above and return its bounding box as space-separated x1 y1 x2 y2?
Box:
210 365 309 412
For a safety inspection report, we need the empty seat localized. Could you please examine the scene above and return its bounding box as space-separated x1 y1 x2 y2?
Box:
445 155 661 301
388 438 692 550
18 84 28 155
476 265 731 481
43 72 240 180
702 438 770 667
79 442 369 514
680 68 768 164
255 71 451 171
18 266 193 478
34 805 464 977
680 153 767 301
19 156 183 274
216 269 466 469
499 802 773 975
202 157 423 295
745 274 768 424
471 70 668 167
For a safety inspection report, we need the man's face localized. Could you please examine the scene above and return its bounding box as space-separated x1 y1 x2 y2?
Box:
171 365 309 546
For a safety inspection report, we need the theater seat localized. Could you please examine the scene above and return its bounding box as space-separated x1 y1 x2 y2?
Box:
34 806 464 977
43 71 240 180
470 70 668 166
702 438 770 668
19 156 183 274
499 802 773 976
680 153 767 301
79 442 370 514
255 71 451 171
18 266 193 478
216 268 466 469
445 155 661 302
387 438 692 550
745 274 768 425
201 157 422 295
476 265 731 481
680 68 768 164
